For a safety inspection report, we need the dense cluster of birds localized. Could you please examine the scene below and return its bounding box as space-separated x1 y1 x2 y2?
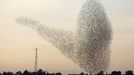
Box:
16 0 112 73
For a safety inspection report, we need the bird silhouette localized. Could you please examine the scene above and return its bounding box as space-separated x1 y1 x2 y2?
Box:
16 0 112 73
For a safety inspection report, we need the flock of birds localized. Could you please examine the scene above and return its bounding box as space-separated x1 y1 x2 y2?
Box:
16 0 112 73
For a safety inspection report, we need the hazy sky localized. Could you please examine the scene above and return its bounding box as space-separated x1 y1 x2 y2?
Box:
0 0 134 74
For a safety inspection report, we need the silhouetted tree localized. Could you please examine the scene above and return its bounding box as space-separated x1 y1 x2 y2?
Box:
80 72 84 75
37 69 42 75
97 71 104 75
125 70 133 75
3 72 6 75
45 72 49 75
2 72 14 75
55 72 62 75
111 71 121 75
7 72 14 75
15 71 22 75
23 70 30 75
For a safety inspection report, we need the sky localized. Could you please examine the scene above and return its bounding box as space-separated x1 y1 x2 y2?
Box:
0 0 134 74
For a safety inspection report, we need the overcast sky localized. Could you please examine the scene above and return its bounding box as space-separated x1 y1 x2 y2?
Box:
0 0 134 74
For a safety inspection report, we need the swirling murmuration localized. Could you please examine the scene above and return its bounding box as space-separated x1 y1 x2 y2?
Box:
16 0 112 73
